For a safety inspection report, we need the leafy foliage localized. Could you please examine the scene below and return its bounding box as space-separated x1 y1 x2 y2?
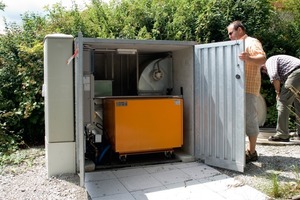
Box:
260 0 300 127
0 14 45 152
196 0 272 43
0 1 5 11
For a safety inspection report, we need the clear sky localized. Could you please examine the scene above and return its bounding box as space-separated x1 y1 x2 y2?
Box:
0 0 92 33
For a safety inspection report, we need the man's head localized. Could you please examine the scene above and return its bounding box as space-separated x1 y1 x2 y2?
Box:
227 20 246 40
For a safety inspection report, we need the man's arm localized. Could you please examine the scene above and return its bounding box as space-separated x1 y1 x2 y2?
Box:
272 80 281 94
239 52 266 65
272 79 281 100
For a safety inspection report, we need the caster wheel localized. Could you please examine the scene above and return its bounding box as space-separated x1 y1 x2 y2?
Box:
164 151 173 159
119 155 127 162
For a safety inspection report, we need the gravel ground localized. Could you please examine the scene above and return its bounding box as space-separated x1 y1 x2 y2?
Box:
1 143 300 200
217 142 300 199
0 146 88 200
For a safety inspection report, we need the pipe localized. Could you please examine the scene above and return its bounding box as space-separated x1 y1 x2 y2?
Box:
96 144 111 165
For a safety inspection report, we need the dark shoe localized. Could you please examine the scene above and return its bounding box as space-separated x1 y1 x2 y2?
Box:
268 135 290 142
246 150 258 163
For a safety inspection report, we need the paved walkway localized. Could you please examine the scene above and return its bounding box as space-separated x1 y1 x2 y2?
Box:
85 161 270 200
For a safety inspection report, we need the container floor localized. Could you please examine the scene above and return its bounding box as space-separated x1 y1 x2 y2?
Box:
95 151 181 170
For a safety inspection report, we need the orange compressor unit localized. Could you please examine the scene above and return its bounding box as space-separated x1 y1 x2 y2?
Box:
103 97 183 159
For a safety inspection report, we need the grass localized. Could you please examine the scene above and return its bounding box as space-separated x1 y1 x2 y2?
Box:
271 173 281 198
0 146 45 175
265 165 300 199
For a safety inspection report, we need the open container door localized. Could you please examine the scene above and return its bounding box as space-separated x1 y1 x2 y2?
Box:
74 33 85 186
194 40 246 172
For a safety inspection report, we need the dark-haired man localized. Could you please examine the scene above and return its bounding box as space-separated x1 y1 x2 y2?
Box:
227 21 266 163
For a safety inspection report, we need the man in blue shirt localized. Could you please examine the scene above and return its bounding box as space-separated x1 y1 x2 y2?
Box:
264 55 300 142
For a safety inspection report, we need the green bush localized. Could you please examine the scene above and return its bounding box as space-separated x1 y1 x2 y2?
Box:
0 17 45 152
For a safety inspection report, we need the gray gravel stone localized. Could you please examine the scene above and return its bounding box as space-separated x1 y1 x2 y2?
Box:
1 142 299 200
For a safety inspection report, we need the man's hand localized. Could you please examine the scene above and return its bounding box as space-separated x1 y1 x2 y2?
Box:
239 51 250 62
276 93 280 101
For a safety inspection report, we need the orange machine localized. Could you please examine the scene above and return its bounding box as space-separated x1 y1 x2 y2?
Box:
103 97 183 159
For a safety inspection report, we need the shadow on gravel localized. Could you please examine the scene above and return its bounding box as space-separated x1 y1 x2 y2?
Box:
245 155 300 182
53 173 82 185
216 154 300 184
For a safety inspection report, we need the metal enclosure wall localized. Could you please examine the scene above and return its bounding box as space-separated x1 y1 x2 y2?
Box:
194 41 245 172
83 50 93 125
44 34 76 177
73 37 197 186
44 34 247 183
173 48 195 156
44 34 75 142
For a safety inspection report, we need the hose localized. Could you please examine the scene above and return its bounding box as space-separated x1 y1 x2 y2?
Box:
96 144 111 165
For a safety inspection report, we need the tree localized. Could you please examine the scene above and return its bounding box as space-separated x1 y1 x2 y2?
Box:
0 1 5 11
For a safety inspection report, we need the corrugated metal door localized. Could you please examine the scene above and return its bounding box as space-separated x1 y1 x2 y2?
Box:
74 33 85 186
194 40 245 172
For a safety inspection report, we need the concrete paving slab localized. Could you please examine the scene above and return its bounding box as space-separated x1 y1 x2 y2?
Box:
85 161 271 200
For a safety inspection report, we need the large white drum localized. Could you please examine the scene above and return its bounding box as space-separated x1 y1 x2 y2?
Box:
138 57 172 95
257 93 267 127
